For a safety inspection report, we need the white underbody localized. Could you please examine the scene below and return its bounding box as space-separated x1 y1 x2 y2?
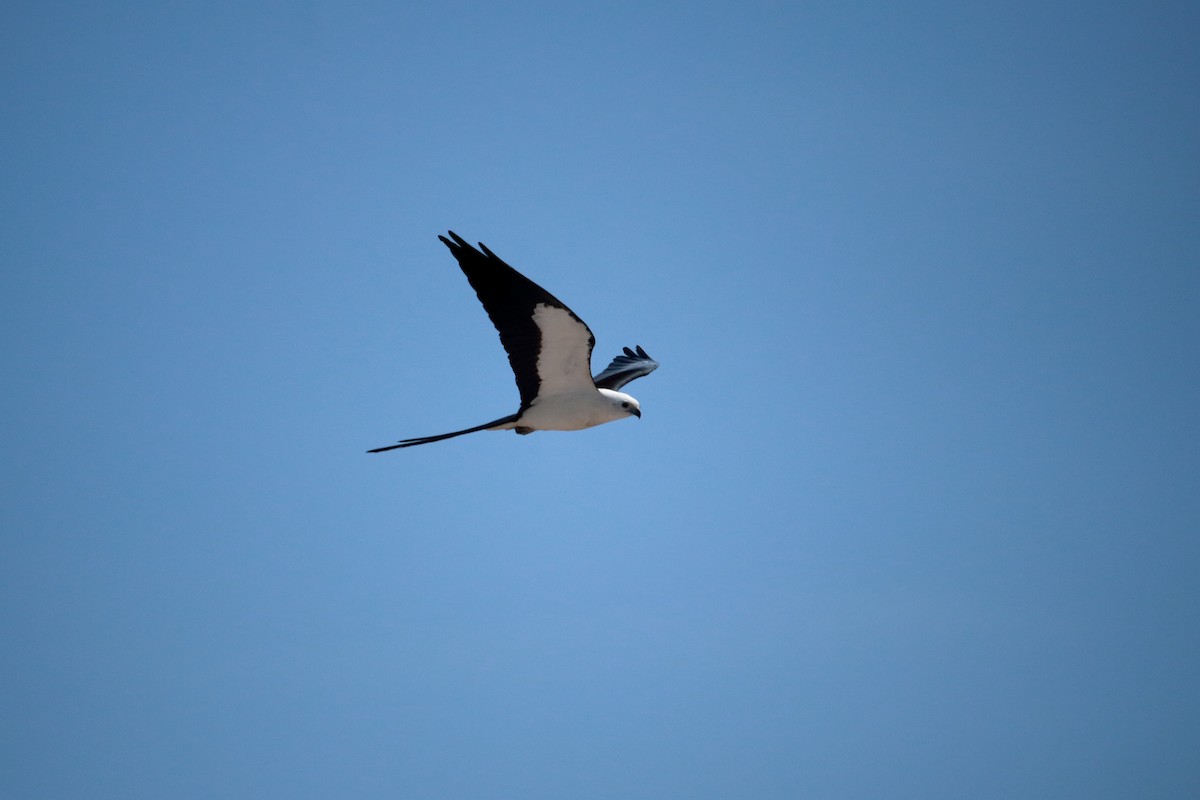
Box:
493 387 637 432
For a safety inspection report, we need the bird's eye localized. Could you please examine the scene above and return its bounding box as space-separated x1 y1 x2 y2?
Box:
621 402 629 408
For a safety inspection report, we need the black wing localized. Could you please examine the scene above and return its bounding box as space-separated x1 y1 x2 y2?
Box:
592 345 659 390
439 231 595 410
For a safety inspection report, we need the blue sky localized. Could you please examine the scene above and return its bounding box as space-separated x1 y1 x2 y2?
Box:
2 1 1198 798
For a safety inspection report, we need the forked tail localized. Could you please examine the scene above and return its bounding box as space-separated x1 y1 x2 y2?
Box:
367 413 520 452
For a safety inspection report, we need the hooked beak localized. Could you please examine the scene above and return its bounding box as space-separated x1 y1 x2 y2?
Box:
631 407 642 418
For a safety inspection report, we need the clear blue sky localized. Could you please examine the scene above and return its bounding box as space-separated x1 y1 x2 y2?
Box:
3 1 1198 798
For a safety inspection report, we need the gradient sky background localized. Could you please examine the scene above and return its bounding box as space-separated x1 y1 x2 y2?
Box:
3 2 1198 798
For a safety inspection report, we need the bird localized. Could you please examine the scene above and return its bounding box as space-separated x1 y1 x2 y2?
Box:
368 231 659 452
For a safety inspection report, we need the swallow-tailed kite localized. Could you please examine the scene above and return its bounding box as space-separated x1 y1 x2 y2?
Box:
368 232 659 452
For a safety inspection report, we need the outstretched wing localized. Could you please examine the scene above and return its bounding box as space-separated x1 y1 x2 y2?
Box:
592 345 659 390
440 231 596 410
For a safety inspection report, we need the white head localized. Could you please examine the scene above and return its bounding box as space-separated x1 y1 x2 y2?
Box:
597 388 642 421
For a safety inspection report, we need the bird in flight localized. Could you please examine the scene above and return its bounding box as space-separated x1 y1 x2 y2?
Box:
368 231 659 452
